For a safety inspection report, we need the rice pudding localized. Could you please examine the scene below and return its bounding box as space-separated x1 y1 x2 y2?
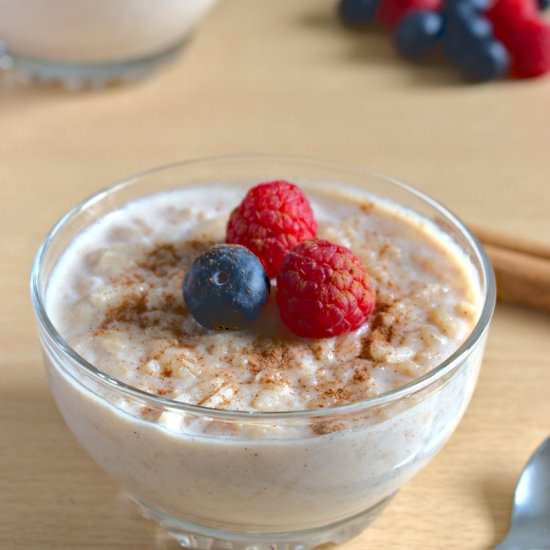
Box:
47 185 479 414
35 172 491 548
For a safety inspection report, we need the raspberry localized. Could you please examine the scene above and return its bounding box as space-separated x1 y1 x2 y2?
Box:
377 0 441 28
226 181 317 278
276 239 375 338
510 19 550 77
487 0 538 35
487 0 550 78
489 12 550 78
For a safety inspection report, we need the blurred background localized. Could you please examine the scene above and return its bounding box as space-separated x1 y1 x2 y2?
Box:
1 1 549 549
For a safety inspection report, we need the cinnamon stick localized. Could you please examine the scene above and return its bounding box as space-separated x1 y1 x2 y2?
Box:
472 225 550 261
473 229 550 313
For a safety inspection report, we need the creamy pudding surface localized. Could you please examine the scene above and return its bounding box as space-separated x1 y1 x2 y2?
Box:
47 183 480 413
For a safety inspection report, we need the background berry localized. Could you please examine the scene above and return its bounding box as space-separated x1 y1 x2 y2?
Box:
446 0 491 12
505 18 550 77
378 0 441 28
394 10 444 59
443 2 510 81
455 39 509 80
183 245 270 331
338 0 382 25
487 0 550 78
486 0 538 32
276 239 375 338
445 2 493 40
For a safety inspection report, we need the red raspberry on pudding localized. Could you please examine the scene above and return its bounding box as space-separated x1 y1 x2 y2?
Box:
226 180 317 278
276 239 375 338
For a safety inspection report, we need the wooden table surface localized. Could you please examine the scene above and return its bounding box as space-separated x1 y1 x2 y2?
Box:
1 1 549 548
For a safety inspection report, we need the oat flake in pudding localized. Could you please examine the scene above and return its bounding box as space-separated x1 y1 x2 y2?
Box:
46 183 481 413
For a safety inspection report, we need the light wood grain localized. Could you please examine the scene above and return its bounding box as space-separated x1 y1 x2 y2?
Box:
1 1 549 549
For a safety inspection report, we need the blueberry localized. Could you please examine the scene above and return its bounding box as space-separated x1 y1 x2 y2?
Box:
461 16 492 40
443 15 492 67
445 8 493 41
442 34 464 65
445 0 490 13
538 0 549 9
183 245 270 331
338 0 381 25
452 39 510 81
394 10 444 60
443 5 508 82
444 0 474 22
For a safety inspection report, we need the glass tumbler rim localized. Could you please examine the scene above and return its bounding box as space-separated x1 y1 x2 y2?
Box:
30 154 496 420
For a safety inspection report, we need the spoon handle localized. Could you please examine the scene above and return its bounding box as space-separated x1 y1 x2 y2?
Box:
493 543 520 550
494 540 549 550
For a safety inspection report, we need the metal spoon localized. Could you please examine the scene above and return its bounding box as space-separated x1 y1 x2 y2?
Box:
494 437 550 550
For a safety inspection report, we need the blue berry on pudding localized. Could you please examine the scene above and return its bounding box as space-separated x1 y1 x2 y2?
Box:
183 245 270 331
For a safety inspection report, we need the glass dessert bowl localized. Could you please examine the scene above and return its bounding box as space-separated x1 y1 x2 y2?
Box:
30 156 495 549
0 0 217 88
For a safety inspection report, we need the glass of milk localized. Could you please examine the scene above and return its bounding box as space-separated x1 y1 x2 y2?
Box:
0 0 217 88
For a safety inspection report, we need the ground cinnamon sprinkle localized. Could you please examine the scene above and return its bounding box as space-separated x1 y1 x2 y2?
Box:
49 182 479 428
312 420 346 436
94 235 390 412
360 300 395 360
136 240 214 275
324 386 352 403
161 365 173 378
97 291 189 337
352 364 370 383
379 243 390 258
360 201 374 214
140 405 161 421
96 241 203 337
99 292 149 330
243 352 263 376
75 196 474 421
137 243 179 276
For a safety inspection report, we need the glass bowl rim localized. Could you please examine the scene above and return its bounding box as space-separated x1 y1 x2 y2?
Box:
30 154 496 420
